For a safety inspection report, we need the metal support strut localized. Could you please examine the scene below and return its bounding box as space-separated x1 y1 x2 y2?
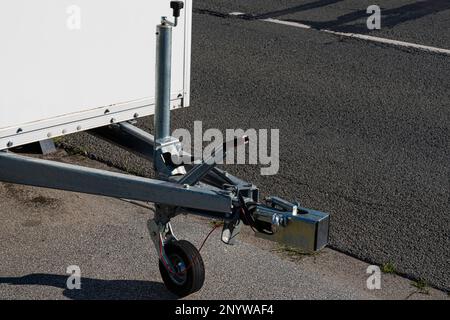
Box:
153 2 186 179
154 20 172 143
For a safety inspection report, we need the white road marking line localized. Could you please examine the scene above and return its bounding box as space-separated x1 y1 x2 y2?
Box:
229 12 245 16
322 29 450 55
230 14 450 56
262 18 311 29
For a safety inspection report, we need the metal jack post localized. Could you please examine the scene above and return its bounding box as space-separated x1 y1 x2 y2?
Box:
153 1 186 179
150 1 201 298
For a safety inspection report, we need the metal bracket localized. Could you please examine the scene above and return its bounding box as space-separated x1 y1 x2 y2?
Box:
154 136 186 178
221 218 242 245
38 139 57 155
179 136 249 186
147 218 178 271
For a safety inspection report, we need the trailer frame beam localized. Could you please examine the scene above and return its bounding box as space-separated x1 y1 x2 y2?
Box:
0 151 232 215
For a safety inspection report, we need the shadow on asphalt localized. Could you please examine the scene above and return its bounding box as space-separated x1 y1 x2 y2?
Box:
286 0 450 33
253 0 344 20
0 274 177 300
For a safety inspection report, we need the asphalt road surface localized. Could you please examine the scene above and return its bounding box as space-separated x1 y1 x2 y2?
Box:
0 153 447 300
63 0 450 291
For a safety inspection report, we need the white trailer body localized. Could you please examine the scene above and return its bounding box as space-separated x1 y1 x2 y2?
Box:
0 0 192 149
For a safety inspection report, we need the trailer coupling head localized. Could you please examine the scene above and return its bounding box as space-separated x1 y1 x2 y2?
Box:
241 196 330 252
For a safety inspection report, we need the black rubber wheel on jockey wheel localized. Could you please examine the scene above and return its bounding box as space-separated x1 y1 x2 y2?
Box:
159 240 205 297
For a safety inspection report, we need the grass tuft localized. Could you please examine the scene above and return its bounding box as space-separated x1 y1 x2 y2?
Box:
272 245 318 261
411 278 429 295
52 137 64 145
209 220 225 228
381 262 396 274
65 146 88 156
